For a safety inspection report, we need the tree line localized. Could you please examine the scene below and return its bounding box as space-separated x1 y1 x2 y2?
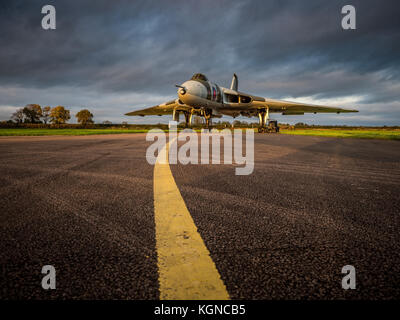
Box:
10 104 94 125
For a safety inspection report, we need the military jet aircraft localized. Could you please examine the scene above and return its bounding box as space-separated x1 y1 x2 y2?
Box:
125 73 358 132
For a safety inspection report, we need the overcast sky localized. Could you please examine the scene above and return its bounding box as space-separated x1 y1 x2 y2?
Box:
0 0 399 125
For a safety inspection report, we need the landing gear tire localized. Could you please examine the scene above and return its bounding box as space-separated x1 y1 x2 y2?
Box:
258 127 265 133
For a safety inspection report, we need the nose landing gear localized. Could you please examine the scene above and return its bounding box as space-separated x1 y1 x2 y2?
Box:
182 108 212 129
202 109 213 129
183 111 193 128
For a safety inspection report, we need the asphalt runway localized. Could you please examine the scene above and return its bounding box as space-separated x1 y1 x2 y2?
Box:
0 133 399 299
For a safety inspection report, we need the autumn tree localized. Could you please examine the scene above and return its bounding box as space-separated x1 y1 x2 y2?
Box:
75 109 94 125
50 106 70 124
11 108 24 123
42 106 51 124
23 104 42 123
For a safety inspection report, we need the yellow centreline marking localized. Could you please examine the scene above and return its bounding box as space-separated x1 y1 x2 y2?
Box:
154 139 229 300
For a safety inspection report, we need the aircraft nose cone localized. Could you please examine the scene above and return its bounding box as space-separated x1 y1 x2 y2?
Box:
178 80 207 101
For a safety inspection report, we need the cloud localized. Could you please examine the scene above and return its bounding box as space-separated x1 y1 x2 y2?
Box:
0 0 399 125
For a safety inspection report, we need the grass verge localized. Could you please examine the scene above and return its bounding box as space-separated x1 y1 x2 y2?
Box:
1 127 399 140
280 129 400 140
0 128 149 136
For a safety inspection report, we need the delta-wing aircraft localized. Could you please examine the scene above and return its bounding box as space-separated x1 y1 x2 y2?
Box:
125 73 358 132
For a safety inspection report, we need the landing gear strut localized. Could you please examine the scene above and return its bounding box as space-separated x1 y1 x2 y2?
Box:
258 108 268 133
173 109 180 122
183 111 193 128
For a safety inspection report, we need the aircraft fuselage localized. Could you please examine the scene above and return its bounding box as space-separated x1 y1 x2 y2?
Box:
178 79 263 118
125 73 358 132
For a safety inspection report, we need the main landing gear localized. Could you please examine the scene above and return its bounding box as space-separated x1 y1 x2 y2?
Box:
257 109 279 133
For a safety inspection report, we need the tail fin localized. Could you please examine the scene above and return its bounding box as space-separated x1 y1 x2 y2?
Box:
230 73 238 91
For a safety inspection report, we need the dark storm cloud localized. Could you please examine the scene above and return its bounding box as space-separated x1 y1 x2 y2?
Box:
0 0 399 124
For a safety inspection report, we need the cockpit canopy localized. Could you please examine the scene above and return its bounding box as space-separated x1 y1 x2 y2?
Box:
191 73 208 81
